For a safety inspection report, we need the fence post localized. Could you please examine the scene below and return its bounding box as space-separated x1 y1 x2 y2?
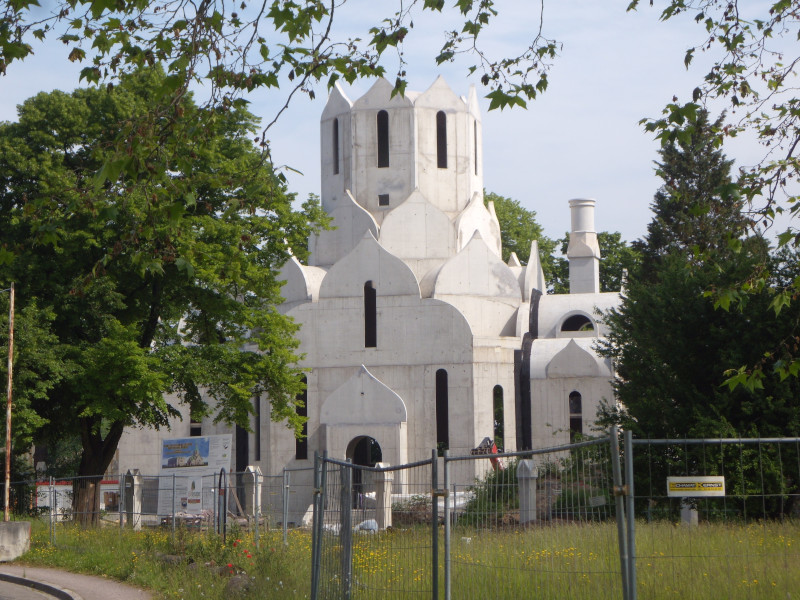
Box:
216 468 227 543
118 475 124 532
431 449 439 600
254 471 260 550
374 463 393 530
517 460 538 524
610 426 630 600
443 451 451 600
340 462 353 600
124 469 142 531
171 474 176 541
49 476 55 546
282 469 290 547
624 429 637 600
310 452 323 600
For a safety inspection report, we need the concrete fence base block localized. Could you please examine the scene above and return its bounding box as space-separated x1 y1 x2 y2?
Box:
0 521 30 561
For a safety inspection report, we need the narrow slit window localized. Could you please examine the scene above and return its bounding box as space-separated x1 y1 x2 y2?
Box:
189 406 202 437
296 376 308 460
569 391 583 443
332 118 340 175
377 110 389 168
493 385 504 451
364 281 377 347
254 395 261 461
436 369 449 456
436 111 447 169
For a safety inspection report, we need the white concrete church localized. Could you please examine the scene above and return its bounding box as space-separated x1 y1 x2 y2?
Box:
117 76 620 504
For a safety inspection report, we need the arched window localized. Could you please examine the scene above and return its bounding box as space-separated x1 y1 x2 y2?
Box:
436 111 447 169
296 376 308 460
561 314 594 332
569 391 582 443
377 110 389 168
364 281 377 347
332 118 340 175
493 385 504 450
473 119 478 175
436 369 449 456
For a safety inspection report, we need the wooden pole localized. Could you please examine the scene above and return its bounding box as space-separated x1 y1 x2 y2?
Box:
5 283 14 522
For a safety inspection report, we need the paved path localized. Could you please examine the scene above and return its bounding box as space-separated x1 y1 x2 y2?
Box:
0 566 152 600
0 578 52 600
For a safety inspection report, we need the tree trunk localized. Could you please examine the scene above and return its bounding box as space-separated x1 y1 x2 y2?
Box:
73 418 124 527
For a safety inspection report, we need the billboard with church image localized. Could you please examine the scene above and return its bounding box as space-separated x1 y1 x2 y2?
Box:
157 435 232 516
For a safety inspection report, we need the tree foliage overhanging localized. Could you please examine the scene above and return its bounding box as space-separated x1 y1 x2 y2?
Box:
3 0 798 382
0 68 326 491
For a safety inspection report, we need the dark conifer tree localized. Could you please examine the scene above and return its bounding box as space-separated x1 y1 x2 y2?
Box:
637 110 746 277
599 111 800 439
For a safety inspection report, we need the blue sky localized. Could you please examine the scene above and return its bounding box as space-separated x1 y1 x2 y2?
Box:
0 1 771 244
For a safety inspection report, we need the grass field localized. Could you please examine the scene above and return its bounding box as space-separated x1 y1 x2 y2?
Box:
15 518 800 599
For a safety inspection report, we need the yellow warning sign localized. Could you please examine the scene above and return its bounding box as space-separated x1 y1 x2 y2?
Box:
667 476 725 497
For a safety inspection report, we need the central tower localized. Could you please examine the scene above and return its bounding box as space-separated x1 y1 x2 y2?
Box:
319 77 484 222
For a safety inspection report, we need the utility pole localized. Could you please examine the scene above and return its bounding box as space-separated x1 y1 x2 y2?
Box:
5 283 14 522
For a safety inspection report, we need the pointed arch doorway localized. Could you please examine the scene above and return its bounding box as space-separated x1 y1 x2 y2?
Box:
347 436 383 509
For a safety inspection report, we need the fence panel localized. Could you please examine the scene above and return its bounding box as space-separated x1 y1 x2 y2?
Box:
315 457 435 599
630 438 800 600
445 439 623 600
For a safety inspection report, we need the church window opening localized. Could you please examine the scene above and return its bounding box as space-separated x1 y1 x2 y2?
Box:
561 314 594 332
436 369 449 456
254 395 261 461
236 424 249 472
378 194 390 206
436 111 447 169
364 281 377 347
296 376 308 460
473 120 478 175
347 436 382 509
493 385 504 451
377 110 390 168
332 118 340 175
569 391 583 443
189 406 202 437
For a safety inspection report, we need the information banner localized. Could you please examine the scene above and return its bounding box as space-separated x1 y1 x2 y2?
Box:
157 435 232 516
666 476 725 497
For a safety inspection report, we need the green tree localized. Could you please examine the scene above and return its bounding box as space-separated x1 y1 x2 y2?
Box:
636 110 744 274
485 191 557 277
0 297 64 455
0 69 325 523
550 232 641 294
599 109 800 438
628 0 800 384
3 1 798 380
601 250 800 439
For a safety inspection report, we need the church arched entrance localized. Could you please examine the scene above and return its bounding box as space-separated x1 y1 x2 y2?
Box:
346 436 382 509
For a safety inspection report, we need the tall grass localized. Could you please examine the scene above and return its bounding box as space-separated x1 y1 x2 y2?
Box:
16 518 800 599
23 521 311 599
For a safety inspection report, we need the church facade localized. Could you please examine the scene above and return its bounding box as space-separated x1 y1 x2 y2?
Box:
117 77 620 512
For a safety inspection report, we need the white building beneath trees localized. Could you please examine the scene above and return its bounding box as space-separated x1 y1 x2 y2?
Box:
117 76 621 515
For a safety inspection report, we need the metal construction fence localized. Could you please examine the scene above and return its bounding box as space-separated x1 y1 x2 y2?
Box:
310 431 800 600
8 465 316 548
629 437 800 600
4 431 800 599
